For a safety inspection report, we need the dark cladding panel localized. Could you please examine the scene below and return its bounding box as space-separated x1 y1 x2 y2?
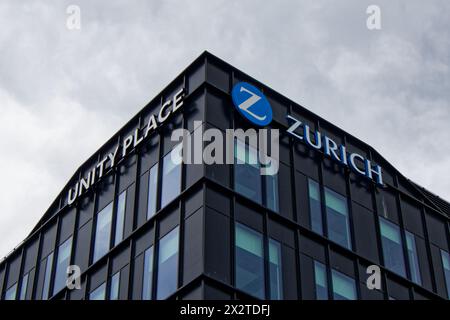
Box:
159 207 180 238
111 247 130 275
415 236 433 292
299 234 326 262
282 245 298 299
139 133 159 175
293 145 320 181
41 223 57 259
74 220 93 272
401 200 424 237
206 59 230 93
375 188 399 224
278 162 293 220
118 154 137 193
330 250 355 278
182 283 203 300
23 238 39 274
204 208 230 284
205 90 231 131
322 158 346 196
123 183 136 239
425 212 449 250
185 90 205 133
97 174 115 213
350 174 373 211
299 253 316 300
352 202 380 264
134 228 154 258
6 254 21 289
204 283 232 300
295 171 310 227
89 264 107 293
132 254 144 300
185 186 204 219
386 277 410 300
266 92 288 127
235 201 263 233
188 60 206 94
78 193 95 229
205 186 230 217
59 208 76 244
268 219 295 248
183 208 204 285
136 171 149 229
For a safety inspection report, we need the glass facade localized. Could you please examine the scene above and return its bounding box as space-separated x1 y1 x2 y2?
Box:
235 140 262 205
314 261 328 300
89 283 106 300
156 227 179 300
53 237 73 295
114 191 127 246
325 188 351 249
442 250 450 299
110 272 120 300
147 164 158 219
268 239 283 300
42 253 54 299
331 270 357 300
308 179 323 235
379 218 406 277
161 148 182 208
0 53 449 301
234 139 279 212
93 203 113 262
19 273 29 300
405 231 421 285
4 283 17 300
142 246 154 300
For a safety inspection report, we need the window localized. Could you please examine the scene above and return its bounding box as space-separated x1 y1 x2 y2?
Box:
4 283 17 300
156 227 179 299
93 202 113 262
268 239 283 300
235 223 265 299
379 218 406 277
234 140 279 212
405 231 421 285
161 147 182 208
53 237 73 295
266 174 279 212
89 283 106 300
314 261 328 300
42 252 54 299
308 179 323 235
114 191 127 246
110 272 120 300
325 188 351 249
19 273 29 300
235 140 262 205
441 250 450 299
142 246 154 300
331 270 357 300
147 164 158 219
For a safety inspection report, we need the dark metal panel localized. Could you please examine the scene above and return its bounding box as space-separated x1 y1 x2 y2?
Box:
183 208 204 286
352 202 380 264
204 208 230 285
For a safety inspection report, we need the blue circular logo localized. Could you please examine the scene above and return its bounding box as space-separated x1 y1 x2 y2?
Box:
231 82 272 126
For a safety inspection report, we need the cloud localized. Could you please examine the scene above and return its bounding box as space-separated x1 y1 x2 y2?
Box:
0 0 449 259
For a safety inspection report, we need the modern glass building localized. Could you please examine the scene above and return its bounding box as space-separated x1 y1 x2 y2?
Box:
1 51 450 300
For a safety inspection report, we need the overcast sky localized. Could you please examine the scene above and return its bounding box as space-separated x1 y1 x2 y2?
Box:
0 0 449 260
